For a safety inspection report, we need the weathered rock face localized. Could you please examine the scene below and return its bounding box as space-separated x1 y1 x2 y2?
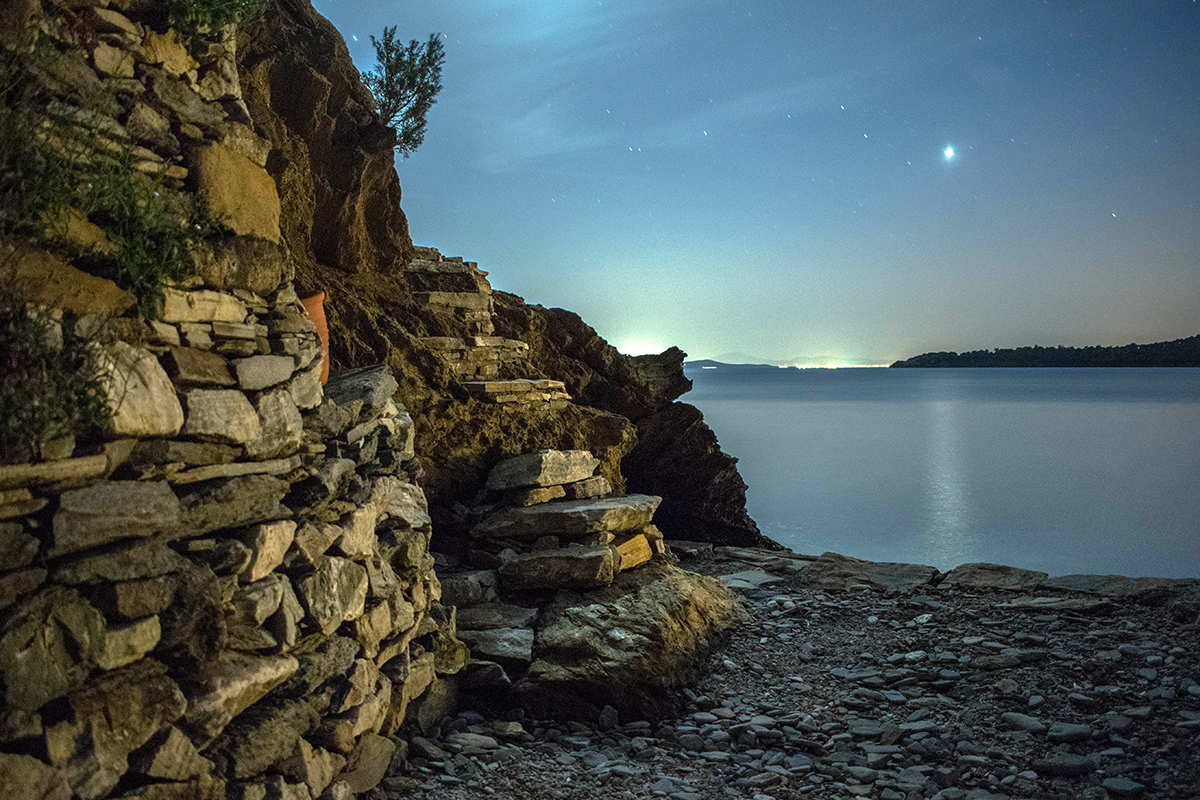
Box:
623 402 771 548
521 561 745 719
237 0 413 279
492 293 765 547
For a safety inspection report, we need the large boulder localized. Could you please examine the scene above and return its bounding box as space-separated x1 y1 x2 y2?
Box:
942 562 1049 591
519 561 743 719
797 552 940 594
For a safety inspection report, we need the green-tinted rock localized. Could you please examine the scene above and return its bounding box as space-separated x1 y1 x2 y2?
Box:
52 481 181 557
177 474 291 537
0 588 106 711
0 753 70 800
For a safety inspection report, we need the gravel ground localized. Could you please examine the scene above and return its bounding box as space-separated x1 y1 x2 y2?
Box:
380 548 1200 800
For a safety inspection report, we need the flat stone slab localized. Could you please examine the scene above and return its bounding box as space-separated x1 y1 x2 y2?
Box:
562 475 611 501
169 456 300 485
666 540 713 557
233 354 295 391
52 481 181 557
942 562 1049 591
486 450 599 491
160 287 246 324
472 495 661 542
498 545 616 591
462 379 568 397
457 627 535 664
180 388 263 445
796 552 939 593
1040 574 1197 596
720 569 784 590
456 603 538 631
0 454 108 491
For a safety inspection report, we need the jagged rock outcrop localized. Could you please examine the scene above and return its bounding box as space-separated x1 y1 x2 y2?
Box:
492 293 768 547
623 402 774 548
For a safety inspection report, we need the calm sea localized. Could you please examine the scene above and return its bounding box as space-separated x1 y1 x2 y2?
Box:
682 366 1200 579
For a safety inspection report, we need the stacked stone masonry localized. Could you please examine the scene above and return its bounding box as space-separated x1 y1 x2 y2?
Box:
411 247 534 383
437 449 671 686
409 248 496 339
0 4 463 797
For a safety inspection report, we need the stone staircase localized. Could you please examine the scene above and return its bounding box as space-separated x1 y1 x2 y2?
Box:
411 247 572 408
436 450 671 674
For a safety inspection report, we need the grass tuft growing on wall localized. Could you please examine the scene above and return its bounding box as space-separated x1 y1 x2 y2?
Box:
84 154 215 319
164 0 267 42
1 47 215 319
0 302 113 464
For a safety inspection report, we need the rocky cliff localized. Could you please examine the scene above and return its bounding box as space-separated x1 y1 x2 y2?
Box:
0 0 755 796
231 0 763 548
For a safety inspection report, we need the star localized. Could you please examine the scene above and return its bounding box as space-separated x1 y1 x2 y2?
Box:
944 146 955 159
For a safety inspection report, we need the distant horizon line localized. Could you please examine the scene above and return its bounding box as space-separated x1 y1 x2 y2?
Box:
685 358 893 369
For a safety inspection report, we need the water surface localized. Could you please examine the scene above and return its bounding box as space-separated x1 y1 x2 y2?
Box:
683 367 1200 578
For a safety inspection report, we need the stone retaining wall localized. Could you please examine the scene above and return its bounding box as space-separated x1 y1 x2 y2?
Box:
0 4 460 797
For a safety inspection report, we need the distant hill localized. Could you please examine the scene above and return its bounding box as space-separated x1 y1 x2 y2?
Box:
890 335 1200 368
686 359 782 370
705 352 886 367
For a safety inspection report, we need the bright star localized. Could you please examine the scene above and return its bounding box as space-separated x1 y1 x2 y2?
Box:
944 146 955 159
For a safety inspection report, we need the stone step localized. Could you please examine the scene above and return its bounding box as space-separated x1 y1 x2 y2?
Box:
413 291 492 311
471 494 662 542
408 258 481 274
486 449 599 491
497 544 616 591
462 379 566 396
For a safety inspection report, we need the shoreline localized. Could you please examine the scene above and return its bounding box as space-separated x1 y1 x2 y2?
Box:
384 542 1200 800
699 541 1200 592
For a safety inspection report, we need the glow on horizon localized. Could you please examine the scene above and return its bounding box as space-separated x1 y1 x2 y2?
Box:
785 363 892 369
615 339 668 356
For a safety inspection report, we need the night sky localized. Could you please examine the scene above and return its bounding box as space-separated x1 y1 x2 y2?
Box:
311 0 1200 364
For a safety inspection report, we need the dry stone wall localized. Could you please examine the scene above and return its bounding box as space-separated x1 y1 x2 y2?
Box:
411 247 533 383
436 450 740 721
0 4 461 797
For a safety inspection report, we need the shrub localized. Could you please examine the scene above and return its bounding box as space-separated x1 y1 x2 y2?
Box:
1 46 214 319
83 153 215 319
361 27 445 157
0 51 81 241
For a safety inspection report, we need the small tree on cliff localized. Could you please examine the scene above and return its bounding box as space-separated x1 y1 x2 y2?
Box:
362 28 445 157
